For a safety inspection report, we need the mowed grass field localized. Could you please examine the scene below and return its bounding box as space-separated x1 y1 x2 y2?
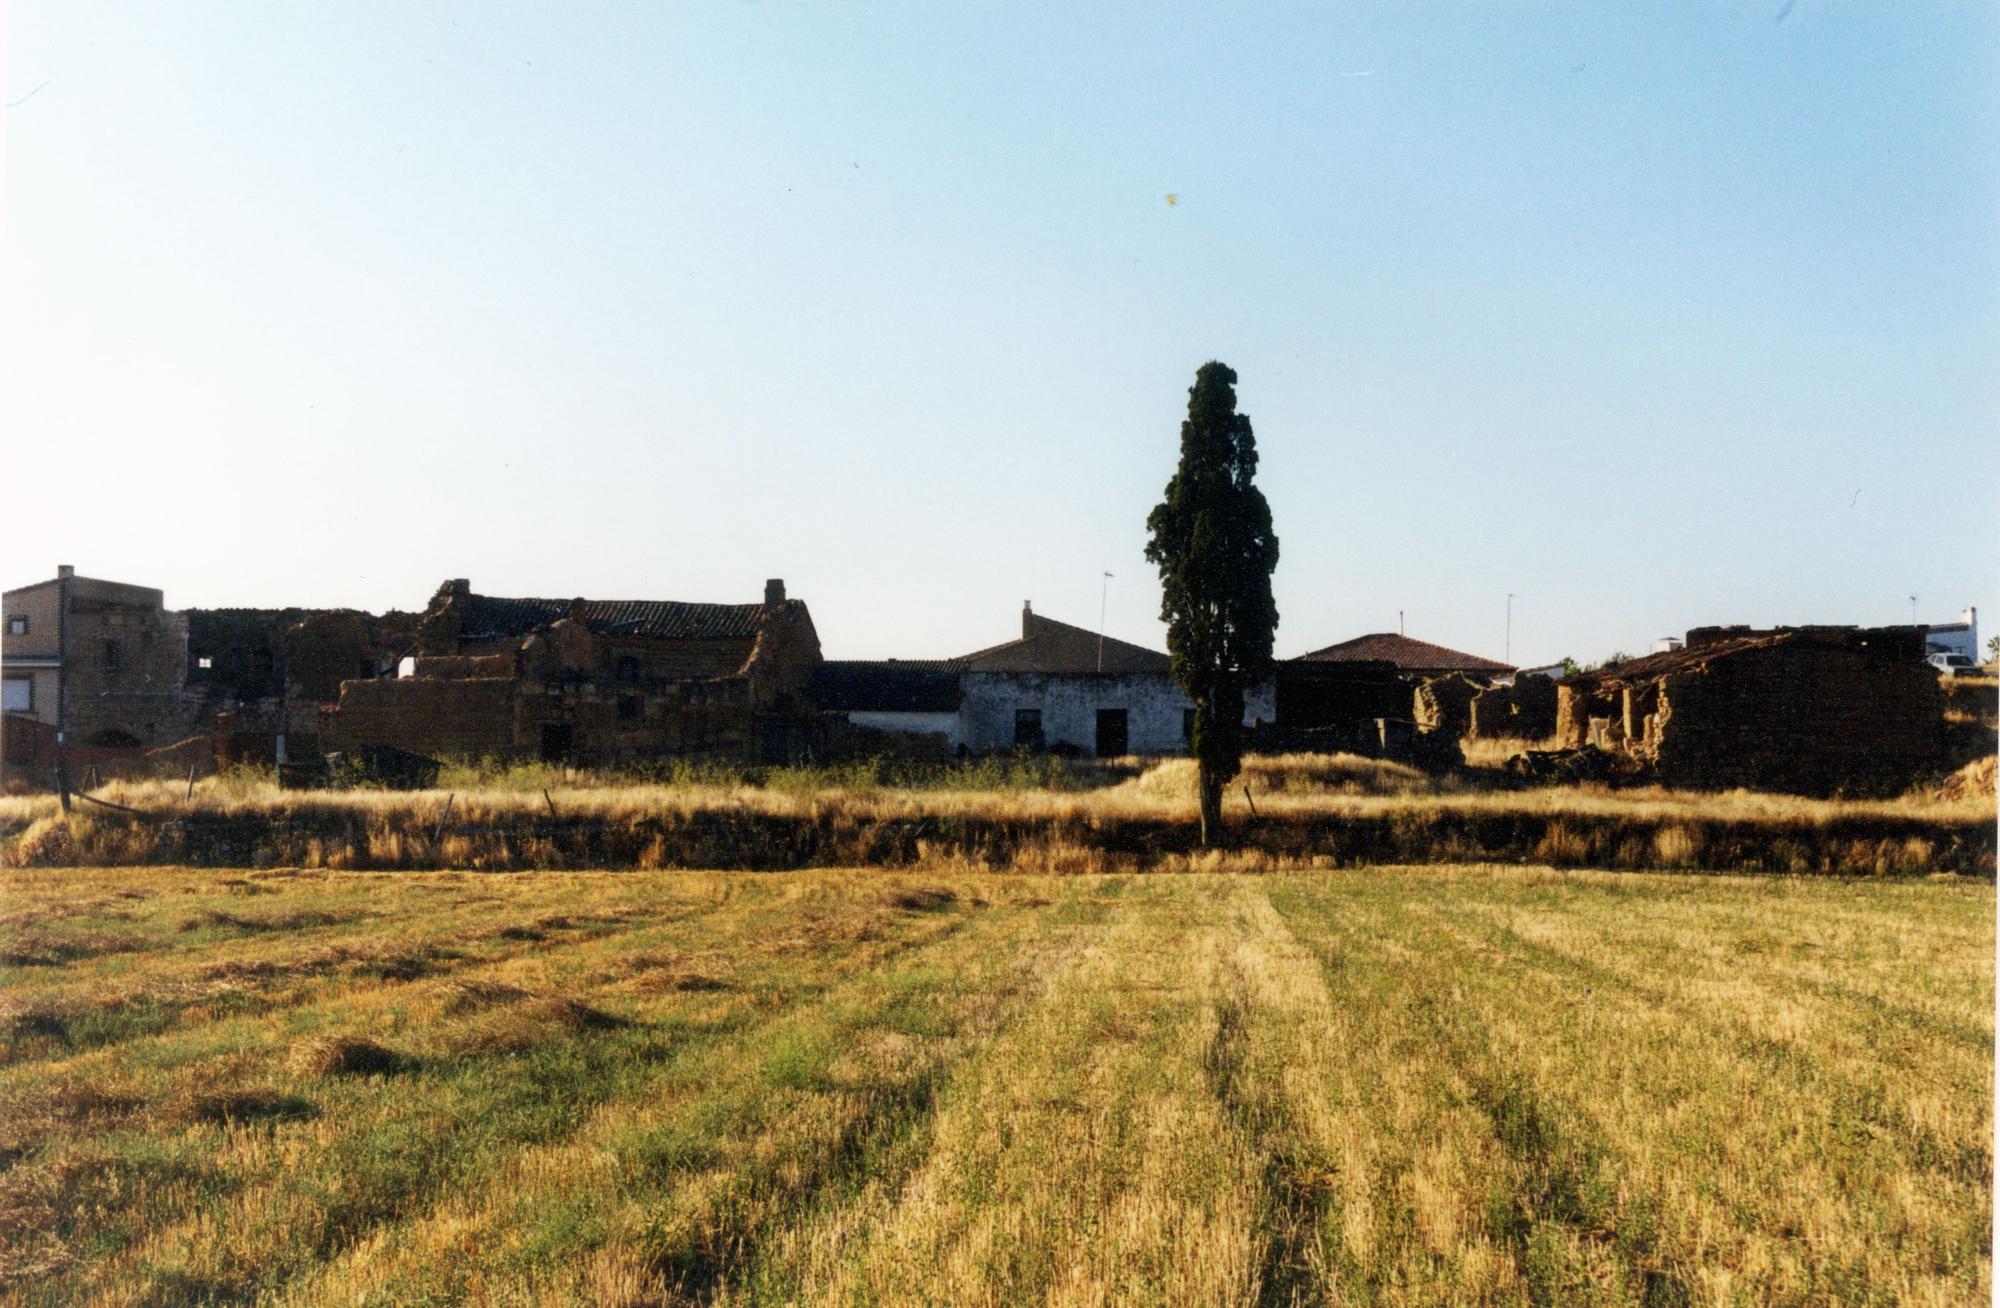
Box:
0 866 1990 1307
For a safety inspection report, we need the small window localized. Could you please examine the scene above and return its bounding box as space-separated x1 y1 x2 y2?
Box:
1013 708 1043 749
617 694 642 721
6 616 25 636
616 656 640 683
2 677 30 712
197 656 213 670
103 639 123 675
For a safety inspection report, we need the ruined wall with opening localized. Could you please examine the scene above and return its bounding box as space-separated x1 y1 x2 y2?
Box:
1559 641 1945 793
1470 673 1558 740
1641 644 1943 792
1413 674 1483 739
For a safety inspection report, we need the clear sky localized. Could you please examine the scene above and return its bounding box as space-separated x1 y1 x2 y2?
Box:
6 3 1996 667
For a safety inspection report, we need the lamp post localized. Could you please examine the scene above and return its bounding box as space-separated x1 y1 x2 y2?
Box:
1097 572 1113 672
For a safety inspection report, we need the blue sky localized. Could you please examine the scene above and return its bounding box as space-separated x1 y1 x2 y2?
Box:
5 3 1995 666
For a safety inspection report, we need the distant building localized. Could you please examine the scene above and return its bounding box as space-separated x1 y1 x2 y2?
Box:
808 660 965 750
1295 632 1513 679
811 602 1275 758
326 578 822 764
1556 625 1943 794
1923 607 1980 662
2 566 191 748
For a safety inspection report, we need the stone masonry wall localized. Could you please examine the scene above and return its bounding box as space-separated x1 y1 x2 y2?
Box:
325 678 519 759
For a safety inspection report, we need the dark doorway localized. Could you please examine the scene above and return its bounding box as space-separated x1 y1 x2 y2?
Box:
538 722 574 763
1094 708 1128 758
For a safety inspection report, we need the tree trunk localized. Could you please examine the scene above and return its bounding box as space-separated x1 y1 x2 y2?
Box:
1197 763 1224 847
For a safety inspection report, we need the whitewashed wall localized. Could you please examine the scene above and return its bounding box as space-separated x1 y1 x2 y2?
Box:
959 672 1277 757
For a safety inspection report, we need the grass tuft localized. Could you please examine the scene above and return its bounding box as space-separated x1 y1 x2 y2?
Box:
286 1035 403 1078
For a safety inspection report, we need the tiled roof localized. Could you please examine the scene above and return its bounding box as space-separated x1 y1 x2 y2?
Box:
958 613 1171 674
1570 635 1778 685
459 595 769 642
809 661 964 712
1297 633 1512 674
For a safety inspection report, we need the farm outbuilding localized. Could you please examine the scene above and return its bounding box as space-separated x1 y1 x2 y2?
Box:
1555 626 1945 794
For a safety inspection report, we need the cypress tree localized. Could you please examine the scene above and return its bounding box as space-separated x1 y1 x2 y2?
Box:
1145 361 1280 845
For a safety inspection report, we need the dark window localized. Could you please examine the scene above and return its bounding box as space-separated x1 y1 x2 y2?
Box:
89 728 142 748
617 694 642 721
616 656 640 683
1182 708 1196 743
6 616 26 636
2 677 30 712
1013 708 1043 749
1094 708 1128 758
539 722 575 762
103 639 123 675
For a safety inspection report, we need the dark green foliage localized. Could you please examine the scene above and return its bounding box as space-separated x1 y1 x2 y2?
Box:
1145 362 1280 841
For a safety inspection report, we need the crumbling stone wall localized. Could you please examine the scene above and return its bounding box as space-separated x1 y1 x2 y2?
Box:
1640 644 1943 793
1561 635 1945 794
1470 673 1558 740
63 587 199 748
1555 681 1620 750
326 678 519 760
185 608 417 705
1413 674 1482 739
738 601 823 710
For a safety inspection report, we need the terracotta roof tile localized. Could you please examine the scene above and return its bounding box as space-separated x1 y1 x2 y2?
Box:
1297 633 1511 674
460 595 768 642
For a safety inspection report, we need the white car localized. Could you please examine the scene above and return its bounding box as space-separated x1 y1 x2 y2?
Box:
1927 652 1977 677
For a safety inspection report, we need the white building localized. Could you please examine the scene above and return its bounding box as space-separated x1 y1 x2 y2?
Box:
812 603 1276 758
1924 607 1980 663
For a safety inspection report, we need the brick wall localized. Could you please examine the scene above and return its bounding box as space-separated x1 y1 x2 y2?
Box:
325 678 519 759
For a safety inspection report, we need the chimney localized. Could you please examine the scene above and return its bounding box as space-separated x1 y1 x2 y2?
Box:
56 565 73 579
764 578 786 605
1023 600 1034 639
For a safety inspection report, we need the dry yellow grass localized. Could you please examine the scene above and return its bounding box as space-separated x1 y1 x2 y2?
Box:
3 752 1991 877
0 864 1989 1305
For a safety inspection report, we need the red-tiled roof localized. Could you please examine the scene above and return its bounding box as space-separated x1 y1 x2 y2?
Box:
1297 633 1512 674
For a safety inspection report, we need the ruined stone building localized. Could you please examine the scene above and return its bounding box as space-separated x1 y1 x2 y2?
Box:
1 565 422 780
325 579 823 764
1555 626 1945 793
1272 631 1514 753
1468 672 1559 740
